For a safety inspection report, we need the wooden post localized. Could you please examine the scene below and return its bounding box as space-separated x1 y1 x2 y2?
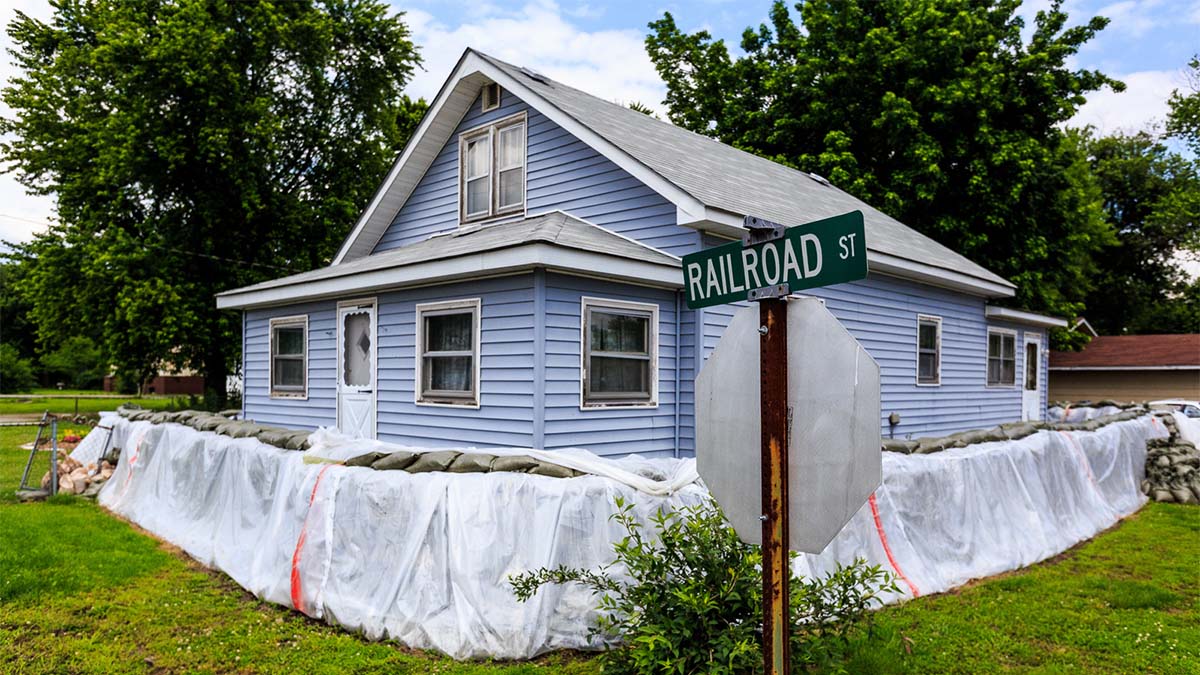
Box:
760 297 789 675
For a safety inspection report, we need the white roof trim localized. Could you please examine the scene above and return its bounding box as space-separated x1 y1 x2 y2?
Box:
333 51 707 264
218 243 681 310
985 306 1068 328
1049 365 1200 372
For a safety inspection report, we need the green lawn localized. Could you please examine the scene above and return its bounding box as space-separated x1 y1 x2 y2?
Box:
0 425 1196 674
0 393 175 417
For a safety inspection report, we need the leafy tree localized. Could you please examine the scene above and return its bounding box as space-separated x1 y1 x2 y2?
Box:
0 343 36 393
1167 55 1200 155
41 335 105 389
645 0 1118 325
0 260 37 364
1081 131 1200 334
2 0 425 404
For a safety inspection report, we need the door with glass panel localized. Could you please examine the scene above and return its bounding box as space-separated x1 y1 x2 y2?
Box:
337 300 376 439
1021 334 1042 421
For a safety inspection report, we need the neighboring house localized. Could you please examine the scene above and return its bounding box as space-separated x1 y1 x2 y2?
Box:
216 49 1065 456
1049 334 1200 403
102 371 205 396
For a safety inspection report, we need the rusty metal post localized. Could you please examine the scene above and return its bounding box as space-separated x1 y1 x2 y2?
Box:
760 297 790 675
49 417 59 496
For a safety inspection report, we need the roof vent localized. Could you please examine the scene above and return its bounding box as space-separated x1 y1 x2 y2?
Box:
807 172 832 187
519 66 549 84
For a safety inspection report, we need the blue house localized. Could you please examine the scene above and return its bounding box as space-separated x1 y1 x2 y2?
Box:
216 49 1066 457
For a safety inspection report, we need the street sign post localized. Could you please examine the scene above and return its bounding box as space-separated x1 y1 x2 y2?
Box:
682 211 866 310
687 212 879 675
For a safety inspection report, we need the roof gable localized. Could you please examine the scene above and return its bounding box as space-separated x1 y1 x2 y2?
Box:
333 48 1015 298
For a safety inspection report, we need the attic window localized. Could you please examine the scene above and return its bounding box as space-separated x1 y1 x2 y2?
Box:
482 83 500 112
459 112 526 223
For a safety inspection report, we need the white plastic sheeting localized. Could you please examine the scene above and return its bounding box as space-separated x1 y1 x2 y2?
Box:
92 414 1165 659
68 411 118 466
1047 405 1123 423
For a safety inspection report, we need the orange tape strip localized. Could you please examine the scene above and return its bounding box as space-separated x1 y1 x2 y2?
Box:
868 492 920 598
290 464 335 615
1058 431 1098 488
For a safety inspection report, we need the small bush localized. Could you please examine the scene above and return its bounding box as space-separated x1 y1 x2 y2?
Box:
510 497 899 674
0 343 37 393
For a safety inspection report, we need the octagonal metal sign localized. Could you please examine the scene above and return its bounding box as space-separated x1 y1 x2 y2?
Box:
696 297 881 553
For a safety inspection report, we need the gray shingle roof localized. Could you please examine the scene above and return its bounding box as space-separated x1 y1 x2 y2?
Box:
219 211 678 297
475 51 1013 291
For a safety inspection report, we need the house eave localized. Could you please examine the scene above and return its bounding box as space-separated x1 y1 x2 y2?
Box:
985 306 1068 329
217 243 682 310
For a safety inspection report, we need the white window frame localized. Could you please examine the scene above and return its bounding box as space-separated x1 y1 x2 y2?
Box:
916 314 942 387
414 298 482 408
580 296 659 410
458 111 527 225
268 315 308 399
481 82 501 112
986 327 1018 388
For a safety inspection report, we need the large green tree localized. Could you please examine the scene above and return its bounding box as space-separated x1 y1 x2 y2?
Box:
2 0 425 401
1081 131 1200 335
646 0 1117 325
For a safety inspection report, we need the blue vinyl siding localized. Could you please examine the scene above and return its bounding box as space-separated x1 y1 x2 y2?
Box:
692 270 1046 439
372 87 696 257
376 275 536 448
244 301 338 430
542 273 679 457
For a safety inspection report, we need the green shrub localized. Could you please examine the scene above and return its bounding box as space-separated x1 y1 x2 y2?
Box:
40 335 106 389
0 343 37 393
510 497 899 674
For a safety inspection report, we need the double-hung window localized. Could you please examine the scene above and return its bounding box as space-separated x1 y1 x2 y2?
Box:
459 111 526 223
582 298 658 407
986 329 1016 387
269 316 307 398
416 299 481 406
916 315 941 385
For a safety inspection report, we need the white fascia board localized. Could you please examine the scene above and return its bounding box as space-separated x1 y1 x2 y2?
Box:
217 244 682 310
333 52 480 264
1048 365 1200 372
985 306 1068 328
869 251 1016 298
335 50 709 265
476 53 707 219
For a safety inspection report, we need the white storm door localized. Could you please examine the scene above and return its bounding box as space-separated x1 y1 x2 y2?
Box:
337 301 376 439
1022 334 1042 421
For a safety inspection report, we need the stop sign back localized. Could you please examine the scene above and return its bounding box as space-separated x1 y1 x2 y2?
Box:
695 297 881 553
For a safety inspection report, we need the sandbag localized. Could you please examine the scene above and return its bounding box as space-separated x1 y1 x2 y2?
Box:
406 451 460 473
256 429 297 449
283 431 312 451
490 455 540 473
372 451 419 471
528 461 576 478
448 453 496 473
882 439 918 454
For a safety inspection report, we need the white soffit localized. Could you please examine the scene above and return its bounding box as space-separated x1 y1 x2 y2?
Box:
985 306 1068 328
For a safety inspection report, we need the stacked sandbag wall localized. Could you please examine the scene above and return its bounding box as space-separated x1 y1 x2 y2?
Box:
1141 414 1200 505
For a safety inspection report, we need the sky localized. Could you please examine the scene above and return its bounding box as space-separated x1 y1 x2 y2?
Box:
0 0 1196 251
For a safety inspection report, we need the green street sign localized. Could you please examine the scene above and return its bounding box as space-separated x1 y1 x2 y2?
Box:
682 211 868 309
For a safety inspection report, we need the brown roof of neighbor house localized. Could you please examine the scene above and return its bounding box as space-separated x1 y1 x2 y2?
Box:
1049 334 1200 370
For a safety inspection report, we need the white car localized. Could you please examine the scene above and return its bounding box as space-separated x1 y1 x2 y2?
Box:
1149 399 1200 418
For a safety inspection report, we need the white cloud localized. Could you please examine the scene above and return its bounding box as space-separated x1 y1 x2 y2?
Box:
404 1 666 112
0 0 57 246
1069 68 1183 135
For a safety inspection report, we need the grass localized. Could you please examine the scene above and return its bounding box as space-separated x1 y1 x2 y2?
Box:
0 392 176 417
0 425 1196 674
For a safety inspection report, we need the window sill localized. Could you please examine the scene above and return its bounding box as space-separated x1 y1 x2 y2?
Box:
915 381 941 387
416 398 481 410
270 392 308 400
580 401 659 411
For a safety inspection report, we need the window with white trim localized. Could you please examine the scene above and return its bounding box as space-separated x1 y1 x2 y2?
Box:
459 112 526 223
917 315 941 385
416 299 480 406
987 329 1016 386
269 316 307 398
582 298 658 407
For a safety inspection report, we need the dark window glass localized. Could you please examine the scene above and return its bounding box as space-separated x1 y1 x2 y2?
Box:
585 307 652 403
